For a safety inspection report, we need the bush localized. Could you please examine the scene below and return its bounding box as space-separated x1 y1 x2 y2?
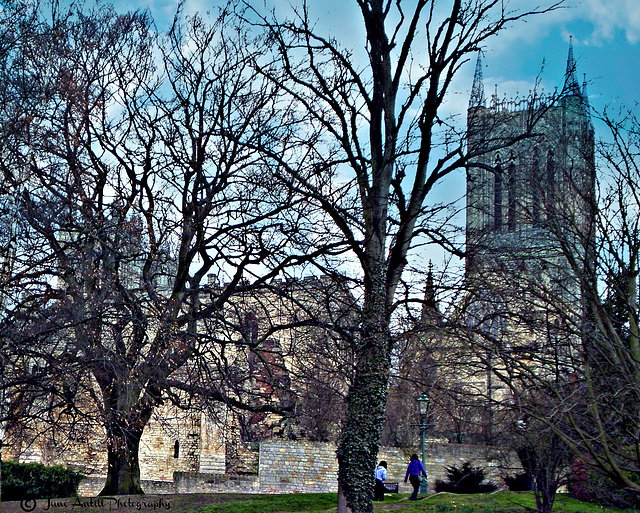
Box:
571 465 640 510
1 461 84 501
435 461 497 494
504 472 532 491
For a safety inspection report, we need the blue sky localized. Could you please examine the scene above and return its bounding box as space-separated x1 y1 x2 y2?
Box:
107 0 639 279
112 0 640 113
480 0 640 114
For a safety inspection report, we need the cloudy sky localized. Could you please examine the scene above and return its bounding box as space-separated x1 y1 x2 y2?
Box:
113 0 639 113
482 0 640 113
108 0 638 274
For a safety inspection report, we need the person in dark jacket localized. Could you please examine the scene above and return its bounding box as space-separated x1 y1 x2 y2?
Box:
373 460 388 501
404 453 427 500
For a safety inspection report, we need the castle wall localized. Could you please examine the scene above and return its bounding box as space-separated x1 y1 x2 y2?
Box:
75 440 520 496
256 440 517 494
5 404 228 486
136 406 227 481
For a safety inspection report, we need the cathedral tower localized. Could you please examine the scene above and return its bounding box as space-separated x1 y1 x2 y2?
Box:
465 42 595 288
418 43 597 445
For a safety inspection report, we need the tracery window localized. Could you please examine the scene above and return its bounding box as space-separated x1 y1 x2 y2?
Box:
494 155 503 231
507 158 516 231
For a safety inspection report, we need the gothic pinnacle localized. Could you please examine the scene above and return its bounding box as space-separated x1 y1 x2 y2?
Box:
469 52 486 108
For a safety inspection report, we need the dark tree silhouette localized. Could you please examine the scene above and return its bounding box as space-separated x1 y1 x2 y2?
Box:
245 1 563 511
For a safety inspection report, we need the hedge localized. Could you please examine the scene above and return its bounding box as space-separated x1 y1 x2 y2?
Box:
1 461 84 501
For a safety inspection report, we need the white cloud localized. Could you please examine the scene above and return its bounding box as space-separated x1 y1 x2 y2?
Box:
581 0 640 45
496 0 640 47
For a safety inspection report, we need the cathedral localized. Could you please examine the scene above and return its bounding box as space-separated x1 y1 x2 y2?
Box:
406 41 597 445
466 40 595 286
451 40 597 442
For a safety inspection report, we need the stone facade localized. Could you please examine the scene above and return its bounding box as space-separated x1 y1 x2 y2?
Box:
465 44 595 318
3 275 355 485
430 43 598 434
137 406 226 481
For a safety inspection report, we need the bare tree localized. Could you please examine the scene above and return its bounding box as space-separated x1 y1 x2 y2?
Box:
0 0 43 503
531 106 640 496
0 2 327 495
244 1 563 511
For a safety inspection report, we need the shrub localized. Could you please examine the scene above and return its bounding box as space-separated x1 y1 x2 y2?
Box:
1 461 84 501
571 466 640 510
504 472 532 491
435 461 497 494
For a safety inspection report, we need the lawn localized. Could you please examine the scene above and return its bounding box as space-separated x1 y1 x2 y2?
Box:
370 492 633 513
1 492 633 513
197 492 633 513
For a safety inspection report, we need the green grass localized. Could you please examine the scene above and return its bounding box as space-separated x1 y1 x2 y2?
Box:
198 493 339 513
4 491 634 513
192 491 636 513
373 492 634 513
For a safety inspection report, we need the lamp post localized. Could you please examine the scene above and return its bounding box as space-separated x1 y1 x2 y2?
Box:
417 394 430 494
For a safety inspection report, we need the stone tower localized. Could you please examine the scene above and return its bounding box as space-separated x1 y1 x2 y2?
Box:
465 42 595 293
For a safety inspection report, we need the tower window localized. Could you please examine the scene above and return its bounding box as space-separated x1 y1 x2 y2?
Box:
546 151 555 189
173 440 180 459
507 162 516 231
532 156 541 224
546 151 555 220
494 158 503 231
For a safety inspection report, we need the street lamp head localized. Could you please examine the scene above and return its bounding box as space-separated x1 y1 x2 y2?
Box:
417 393 430 417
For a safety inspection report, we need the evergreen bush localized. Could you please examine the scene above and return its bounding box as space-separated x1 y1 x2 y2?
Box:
1 461 84 501
435 461 497 494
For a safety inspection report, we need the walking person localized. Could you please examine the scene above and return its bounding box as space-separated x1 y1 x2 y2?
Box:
404 453 427 500
373 460 388 501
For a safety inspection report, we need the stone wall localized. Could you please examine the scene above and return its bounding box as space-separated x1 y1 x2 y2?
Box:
258 441 336 494
423 441 519 490
138 406 227 480
78 474 260 497
75 440 521 496
256 440 518 494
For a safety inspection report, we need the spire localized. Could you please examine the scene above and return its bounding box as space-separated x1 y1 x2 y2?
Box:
420 261 441 326
469 52 486 108
563 36 581 96
424 261 436 309
582 73 593 130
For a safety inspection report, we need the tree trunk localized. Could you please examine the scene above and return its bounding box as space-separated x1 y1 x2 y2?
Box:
337 483 352 513
533 472 556 513
100 424 145 496
337 275 391 513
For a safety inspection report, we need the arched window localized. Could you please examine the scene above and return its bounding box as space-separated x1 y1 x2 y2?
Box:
173 440 180 459
494 155 503 231
531 149 541 224
507 158 516 231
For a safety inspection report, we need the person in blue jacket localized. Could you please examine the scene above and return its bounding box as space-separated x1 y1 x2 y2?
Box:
373 460 388 501
404 453 427 500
